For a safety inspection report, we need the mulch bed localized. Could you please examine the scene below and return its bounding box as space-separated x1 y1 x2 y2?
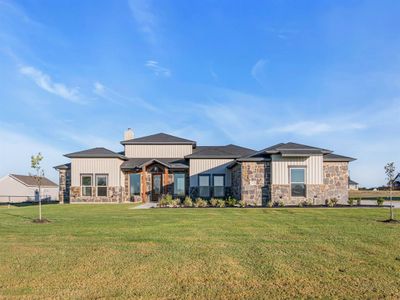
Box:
32 218 51 224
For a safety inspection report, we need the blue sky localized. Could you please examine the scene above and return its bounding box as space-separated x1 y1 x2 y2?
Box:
0 0 399 186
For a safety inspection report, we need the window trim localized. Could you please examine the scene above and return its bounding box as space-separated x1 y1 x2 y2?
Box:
81 174 93 197
289 167 306 198
173 172 186 196
95 174 108 197
198 174 211 198
212 174 225 198
130 173 142 196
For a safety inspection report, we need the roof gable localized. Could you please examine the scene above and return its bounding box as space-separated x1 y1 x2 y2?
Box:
65 147 126 159
121 133 196 145
10 174 58 187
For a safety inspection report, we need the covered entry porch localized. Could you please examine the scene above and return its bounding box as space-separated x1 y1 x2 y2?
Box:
122 158 189 202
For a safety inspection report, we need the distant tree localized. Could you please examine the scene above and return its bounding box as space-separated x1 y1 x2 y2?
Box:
30 153 45 221
384 162 396 221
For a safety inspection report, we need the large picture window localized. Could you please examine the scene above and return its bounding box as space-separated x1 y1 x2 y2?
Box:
290 168 306 197
96 174 108 197
213 174 225 198
174 173 185 196
81 175 92 196
130 173 141 196
199 174 210 198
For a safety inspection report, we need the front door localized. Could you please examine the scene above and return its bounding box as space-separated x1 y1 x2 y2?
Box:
152 174 162 202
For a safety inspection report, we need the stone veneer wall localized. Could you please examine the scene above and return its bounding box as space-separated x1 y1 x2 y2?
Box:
270 161 349 205
70 186 123 203
240 161 270 206
58 169 71 204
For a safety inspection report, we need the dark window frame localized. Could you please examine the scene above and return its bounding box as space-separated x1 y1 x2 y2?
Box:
198 174 211 198
289 167 306 197
95 174 108 197
130 173 141 196
173 173 186 196
81 174 93 197
212 174 225 198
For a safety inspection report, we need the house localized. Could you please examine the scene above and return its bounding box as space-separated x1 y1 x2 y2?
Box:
0 174 58 203
394 173 400 190
55 129 355 206
348 178 359 190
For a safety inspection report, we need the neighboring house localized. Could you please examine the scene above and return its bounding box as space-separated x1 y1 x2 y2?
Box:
0 174 58 203
55 129 355 205
348 178 359 190
394 173 400 190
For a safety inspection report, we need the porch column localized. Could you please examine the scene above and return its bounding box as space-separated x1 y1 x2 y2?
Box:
164 168 169 194
142 168 147 202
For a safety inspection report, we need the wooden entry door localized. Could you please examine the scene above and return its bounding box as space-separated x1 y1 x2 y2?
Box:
152 174 162 202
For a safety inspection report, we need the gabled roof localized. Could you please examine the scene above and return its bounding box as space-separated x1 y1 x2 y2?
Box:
121 158 189 170
185 144 256 159
10 174 58 187
121 133 196 145
65 148 127 159
323 153 356 162
348 178 358 185
394 173 400 182
54 163 71 170
247 142 332 158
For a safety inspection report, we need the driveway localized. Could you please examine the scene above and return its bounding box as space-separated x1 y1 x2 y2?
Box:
360 199 400 208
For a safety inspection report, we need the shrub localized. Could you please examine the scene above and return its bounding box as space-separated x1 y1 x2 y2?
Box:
348 198 355 206
216 199 225 208
225 197 237 207
173 198 181 207
326 198 338 207
377 197 385 207
209 198 219 207
273 200 284 207
183 196 193 207
298 201 304 207
267 200 273 208
330 198 338 206
305 199 313 206
238 200 246 208
195 198 208 208
159 194 174 207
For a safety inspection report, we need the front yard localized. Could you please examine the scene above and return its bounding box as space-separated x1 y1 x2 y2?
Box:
0 205 399 299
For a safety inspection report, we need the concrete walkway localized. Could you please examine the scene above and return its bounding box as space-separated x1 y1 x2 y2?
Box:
131 202 157 209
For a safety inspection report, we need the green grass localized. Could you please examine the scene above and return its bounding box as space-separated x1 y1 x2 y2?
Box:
0 205 399 299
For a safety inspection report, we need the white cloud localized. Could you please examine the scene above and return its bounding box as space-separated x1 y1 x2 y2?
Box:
92 81 158 111
19 65 81 103
128 0 157 44
251 59 267 84
268 121 366 136
145 60 171 77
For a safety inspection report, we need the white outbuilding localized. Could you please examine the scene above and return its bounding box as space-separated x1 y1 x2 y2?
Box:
0 174 58 203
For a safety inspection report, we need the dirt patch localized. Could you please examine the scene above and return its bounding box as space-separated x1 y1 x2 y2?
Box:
32 218 51 224
378 219 400 224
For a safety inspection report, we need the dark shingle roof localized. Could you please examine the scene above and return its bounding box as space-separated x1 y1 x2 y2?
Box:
185 144 256 159
323 153 356 162
54 163 71 170
65 148 126 159
121 133 196 145
348 178 359 185
121 158 189 170
10 174 58 187
249 142 332 157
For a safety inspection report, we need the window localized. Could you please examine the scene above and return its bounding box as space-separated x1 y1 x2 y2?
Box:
81 175 92 196
96 175 108 197
290 168 306 197
199 175 210 198
130 173 141 196
213 175 225 198
174 173 185 196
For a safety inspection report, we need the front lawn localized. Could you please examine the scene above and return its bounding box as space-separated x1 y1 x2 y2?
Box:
0 205 399 299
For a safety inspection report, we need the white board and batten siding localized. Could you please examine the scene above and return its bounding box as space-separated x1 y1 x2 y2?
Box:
189 159 233 187
124 145 193 158
271 154 323 185
71 158 124 186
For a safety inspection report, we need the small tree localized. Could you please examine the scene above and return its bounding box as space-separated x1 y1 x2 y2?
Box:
384 162 396 221
30 153 45 221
